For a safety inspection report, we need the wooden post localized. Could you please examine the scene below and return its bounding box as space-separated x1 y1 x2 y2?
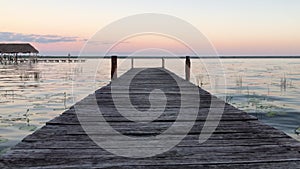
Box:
162 58 165 68
14 53 17 63
185 56 191 81
111 56 118 80
131 58 134 69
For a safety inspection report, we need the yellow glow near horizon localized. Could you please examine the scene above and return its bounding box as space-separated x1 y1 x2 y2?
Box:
1 0 300 55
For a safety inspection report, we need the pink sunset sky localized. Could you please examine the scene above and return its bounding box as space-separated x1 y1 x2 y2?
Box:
1 0 300 56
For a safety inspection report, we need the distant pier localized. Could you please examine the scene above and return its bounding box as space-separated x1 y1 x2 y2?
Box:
0 57 86 64
0 43 86 64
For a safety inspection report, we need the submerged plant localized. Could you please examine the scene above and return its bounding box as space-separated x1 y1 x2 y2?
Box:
63 92 67 109
280 73 288 92
24 109 30 126
236 75 243 87
196 75 204 87
225 96 233 103
266 111 277 117
20 109 37 131
0 137 8 143
295 127 300 135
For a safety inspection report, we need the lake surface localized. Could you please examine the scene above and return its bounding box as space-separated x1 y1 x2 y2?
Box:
0 58 300 153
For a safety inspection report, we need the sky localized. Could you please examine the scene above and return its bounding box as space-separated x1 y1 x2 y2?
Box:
0 0 300 56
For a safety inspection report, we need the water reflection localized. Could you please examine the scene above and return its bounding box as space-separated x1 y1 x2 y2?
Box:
190 59 300 141
0 60 111 153
0 58 300 153
162 58 300 141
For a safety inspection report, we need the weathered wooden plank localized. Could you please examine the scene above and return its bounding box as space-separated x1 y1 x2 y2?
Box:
13 136 300 149
0 68 299 169
1 150 300 169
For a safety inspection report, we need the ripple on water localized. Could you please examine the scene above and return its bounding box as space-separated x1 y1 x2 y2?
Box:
1 59 300 152
0 60 112 151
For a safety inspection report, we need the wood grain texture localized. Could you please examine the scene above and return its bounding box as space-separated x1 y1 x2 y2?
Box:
0 68 299 169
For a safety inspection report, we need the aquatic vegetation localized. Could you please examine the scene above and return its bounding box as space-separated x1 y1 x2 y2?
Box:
0 123 11 127
196 75 204 87
225 96 233 103
23 109 30 126
236 75 243 87
266 111 277 117
64 92 67 109
1 58 300 153
33 72 40 81
0 109 39 132
280 73 294 91
229 93 288 121
257 104 281 110
246 86 250 100
280 74 287 91
33 104 46 109
295 127 300 135
53 108 66 111
248 98 260 105
19 125 37 131
35 112 48 115
16 109 38 131
0 137 8 143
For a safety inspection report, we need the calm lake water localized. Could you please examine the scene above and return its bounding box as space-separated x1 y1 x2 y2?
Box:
0 58 300 153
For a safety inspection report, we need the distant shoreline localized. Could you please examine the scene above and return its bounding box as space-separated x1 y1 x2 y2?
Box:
37 56 300 59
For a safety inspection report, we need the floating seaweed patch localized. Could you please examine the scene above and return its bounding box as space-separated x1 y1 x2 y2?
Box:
266 111 277 117
0 137 8 143
35 111 48 115
19 125 37 131
33 104 47 109
295 127 300 135
0 123 12 127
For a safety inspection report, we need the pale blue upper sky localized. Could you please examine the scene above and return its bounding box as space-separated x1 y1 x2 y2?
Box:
1 0 300 55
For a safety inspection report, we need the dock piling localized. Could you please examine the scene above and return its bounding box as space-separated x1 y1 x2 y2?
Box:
111 56 118 80
131 58 134 68
185 56 191 81
162 58 165 68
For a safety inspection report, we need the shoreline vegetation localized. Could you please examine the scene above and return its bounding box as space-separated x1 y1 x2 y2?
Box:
5 55 300 59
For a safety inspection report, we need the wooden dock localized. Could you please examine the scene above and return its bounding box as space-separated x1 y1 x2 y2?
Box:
1 68 300 168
